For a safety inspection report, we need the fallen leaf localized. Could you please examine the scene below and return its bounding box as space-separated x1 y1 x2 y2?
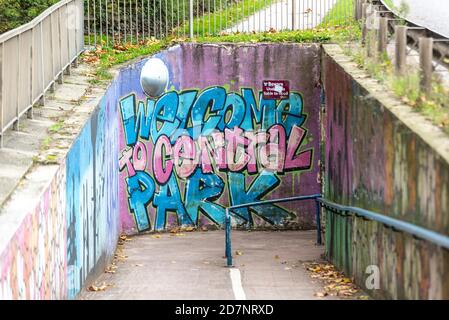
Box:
115 254 128 261
184 226 195 232
151 235 161 239
105 265 117 274
235 250 243 256
274 255 280 259
314 292 328 297
87 282 108 292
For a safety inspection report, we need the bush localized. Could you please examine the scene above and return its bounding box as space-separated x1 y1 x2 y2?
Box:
0 0 59 34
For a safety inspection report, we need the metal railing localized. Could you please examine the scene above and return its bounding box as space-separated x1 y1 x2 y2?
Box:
0 0 356 146
0 0 84 147
224 194 322 267
84 0 356 47
318 198 449 251
356 0 449 93
224 196 449 267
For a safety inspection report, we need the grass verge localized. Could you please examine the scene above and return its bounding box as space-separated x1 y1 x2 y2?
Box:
342 39 449 134
82 23 360 82
319 0 355 28
180 0 277 36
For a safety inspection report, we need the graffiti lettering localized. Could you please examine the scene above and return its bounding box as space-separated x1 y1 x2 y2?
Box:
119 86 313 231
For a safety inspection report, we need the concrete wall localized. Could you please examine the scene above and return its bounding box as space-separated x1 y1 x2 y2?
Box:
322 45 449 299
0 66 120 300
65 82 120 299
0 42 322 299
118 43 322 234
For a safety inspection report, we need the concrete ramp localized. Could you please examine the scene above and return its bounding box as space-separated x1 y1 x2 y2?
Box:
78 230 349 300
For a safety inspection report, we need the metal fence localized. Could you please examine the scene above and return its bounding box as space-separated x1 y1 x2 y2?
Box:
0 0 84 146
84 0 356 47
0 0 355 146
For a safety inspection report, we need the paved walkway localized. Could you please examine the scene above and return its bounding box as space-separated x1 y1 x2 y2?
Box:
226 0 338 33
78 230 355 300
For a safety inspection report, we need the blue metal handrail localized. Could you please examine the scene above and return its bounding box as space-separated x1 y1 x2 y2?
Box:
318 198 449 251
224 194 322 267
224 196 449 267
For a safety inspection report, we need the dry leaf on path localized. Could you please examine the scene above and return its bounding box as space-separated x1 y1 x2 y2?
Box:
314 292 328 297
87 282 108 292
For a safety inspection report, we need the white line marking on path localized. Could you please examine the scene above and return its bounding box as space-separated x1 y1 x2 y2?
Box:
229 268 247 300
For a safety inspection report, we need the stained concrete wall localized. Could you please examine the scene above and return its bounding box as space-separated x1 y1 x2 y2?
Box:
118 43 322 234
322 44 449 299
0 65 121 299
0 42 323 299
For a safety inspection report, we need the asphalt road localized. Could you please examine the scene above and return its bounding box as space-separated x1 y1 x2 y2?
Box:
389 0 449 37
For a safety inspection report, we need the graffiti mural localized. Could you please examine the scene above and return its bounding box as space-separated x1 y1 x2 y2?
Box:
119 86 315 232
323 46 449 299
0 68 120 300
66 90 120 299
0 166 67 300
117 43 322 234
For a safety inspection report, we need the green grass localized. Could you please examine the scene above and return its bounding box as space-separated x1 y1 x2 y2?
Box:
84 39 169 80
347 43 449 134
320 0 355 27
48 120 64 133
83 22 360 82
179 0 277 36
196 24 360 43
85 0 277 45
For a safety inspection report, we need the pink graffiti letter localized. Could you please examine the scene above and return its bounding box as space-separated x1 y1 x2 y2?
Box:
173 135 197 179
119 147 136 177
245 131 269 174
259 125 286 172
225 127 250 172
153 135 173 184
284 125 312 170
132 141 147 171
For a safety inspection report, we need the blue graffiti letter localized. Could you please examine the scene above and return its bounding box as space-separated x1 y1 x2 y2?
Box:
185 169 226 225
127 171 155 231
228 171 291 225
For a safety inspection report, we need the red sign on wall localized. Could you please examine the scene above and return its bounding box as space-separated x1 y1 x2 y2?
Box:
262 80 290 100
